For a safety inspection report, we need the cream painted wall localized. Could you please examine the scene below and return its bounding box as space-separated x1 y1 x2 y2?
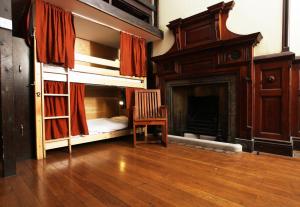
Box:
290 0 300 56
153 0 283 57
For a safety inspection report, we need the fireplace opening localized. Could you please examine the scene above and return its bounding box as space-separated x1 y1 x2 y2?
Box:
185 96 220 139
167 76 237 143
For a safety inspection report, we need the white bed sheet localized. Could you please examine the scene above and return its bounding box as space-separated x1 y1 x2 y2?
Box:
87 116 129 135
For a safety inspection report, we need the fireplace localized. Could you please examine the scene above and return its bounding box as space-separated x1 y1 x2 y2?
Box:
152 2 262 151
166 75 237 143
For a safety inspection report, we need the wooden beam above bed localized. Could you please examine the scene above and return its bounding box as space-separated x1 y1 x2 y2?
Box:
42 63 146 88
44 0 163 41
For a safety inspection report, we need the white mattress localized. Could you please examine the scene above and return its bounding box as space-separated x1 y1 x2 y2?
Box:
87 116 129 135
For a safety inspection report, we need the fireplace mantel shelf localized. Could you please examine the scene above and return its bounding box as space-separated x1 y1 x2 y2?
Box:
152 32 262 62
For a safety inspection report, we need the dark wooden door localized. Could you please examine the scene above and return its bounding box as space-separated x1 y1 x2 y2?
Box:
254 61 290 141
291 63 300 137
13 37 35 160
0 49 4 177
0 49 2 175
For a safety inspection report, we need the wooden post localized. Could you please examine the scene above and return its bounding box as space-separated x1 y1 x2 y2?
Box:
41 63 47 158
67 69 72 154
34 36 44 160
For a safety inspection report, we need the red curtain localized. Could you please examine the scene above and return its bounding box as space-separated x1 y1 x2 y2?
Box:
125 88 135 111
44 81 88 140
120 33 134 76
70 83 89 136
44 81 68 140
126 87 142 126
133 37 147 77
35 0 75 69
120 32 147 77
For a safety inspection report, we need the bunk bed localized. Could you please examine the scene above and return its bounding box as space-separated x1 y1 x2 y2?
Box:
31 0 152 159
35 50 147 158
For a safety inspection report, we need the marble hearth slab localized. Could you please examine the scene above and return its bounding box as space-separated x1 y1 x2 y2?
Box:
168 135 242 153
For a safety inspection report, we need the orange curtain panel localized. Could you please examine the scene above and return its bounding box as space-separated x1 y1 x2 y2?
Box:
125 88 135 111
133 37 147 77
44 81 88 140
120 32 147 77
120 32 134 76
70 83 89 136
35 0 75 69
125 87 143 126
44 81 69 140
125 88 135 126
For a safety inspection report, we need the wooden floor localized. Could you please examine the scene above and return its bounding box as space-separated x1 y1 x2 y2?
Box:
1 140 300 207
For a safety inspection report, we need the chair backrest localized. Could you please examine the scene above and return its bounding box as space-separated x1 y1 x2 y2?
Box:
135 89 161 119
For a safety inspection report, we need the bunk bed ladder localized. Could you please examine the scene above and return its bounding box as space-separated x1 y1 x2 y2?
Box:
41 64 72 158
41 63 46 158
67 69 72 154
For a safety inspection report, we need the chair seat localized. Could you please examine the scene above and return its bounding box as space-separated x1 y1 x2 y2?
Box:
134 118 167 122
134 119 167 126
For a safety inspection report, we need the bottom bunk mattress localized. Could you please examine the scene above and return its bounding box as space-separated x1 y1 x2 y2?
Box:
87 116 129 135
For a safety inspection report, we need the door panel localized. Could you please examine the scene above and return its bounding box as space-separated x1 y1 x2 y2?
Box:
13 37 35 160
261 96 281 134
254 61 290 141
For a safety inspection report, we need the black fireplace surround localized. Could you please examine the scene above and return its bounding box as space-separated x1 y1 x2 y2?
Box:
166 75 237 143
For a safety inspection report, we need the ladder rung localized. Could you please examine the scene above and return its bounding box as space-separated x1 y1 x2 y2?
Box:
46 137 71 143
43 71 68 75
44 116 70 120
44 93 69 97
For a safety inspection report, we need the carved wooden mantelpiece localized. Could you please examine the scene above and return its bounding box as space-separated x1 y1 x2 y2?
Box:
152 1 262 67
152 1 262 152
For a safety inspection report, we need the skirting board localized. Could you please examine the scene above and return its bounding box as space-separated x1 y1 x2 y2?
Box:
168 135 242 152
235 138 254 152
293 137 300 151
254 139 293 157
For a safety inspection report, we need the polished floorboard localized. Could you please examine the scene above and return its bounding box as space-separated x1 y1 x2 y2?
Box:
1 140 300 207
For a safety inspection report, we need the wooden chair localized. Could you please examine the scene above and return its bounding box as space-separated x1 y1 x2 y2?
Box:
133 89 168 147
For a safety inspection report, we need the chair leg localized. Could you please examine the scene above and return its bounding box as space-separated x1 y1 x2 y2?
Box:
162 124 168 147
144 125 148 143
161 125 165 146
165 123 168 147
133 124 137 147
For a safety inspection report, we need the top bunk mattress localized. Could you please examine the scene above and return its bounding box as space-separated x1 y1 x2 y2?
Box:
87 116 129 135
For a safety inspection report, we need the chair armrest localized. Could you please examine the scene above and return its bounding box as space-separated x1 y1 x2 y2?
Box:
160 105 168 118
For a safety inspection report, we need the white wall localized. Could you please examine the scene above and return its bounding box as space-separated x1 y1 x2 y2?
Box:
153 0 283 57
290 0 300 56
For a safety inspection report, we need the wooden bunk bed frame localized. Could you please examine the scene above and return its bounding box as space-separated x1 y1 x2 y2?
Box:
34 39 147 160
